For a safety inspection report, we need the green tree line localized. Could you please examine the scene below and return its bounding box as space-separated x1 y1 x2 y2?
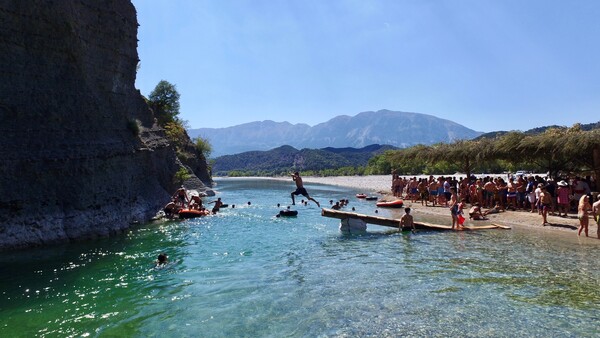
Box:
365 125 600 180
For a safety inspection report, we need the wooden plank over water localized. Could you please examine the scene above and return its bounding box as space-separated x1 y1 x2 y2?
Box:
321 209 510 230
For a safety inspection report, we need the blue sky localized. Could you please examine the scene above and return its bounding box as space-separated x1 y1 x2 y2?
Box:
132 0 600 132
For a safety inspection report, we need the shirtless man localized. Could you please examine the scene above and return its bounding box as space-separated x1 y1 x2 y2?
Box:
189 195 203 210
483 180 496 208
163 199 179 219
428 179 439 207
291 172 320 207
209 197 223 214
592 194 600 239
399 207 415 233
173 186 189 208
408 177 419 202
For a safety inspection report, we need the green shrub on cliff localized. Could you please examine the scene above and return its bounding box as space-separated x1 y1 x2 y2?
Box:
174 167 191 185
148 80 181 125
126 118 140 135
194 136 213 158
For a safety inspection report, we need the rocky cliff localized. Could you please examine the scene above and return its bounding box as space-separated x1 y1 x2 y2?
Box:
0 0 211 250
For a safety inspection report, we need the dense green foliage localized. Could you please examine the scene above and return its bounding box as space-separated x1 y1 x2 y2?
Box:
148 80 181 125
366 126 600 180
194 136 213 159
174 167 191 185
213 145 395 177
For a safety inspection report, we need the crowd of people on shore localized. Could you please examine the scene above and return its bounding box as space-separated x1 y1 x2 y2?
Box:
391 170 600 237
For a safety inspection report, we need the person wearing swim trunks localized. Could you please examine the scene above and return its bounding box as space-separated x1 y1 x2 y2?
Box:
428 180 438 206
409 177 419 202
592 194 600 239
209 197 223 214
418 179 428 206
291 172 320 207
399 207 415 233
506 178 517 210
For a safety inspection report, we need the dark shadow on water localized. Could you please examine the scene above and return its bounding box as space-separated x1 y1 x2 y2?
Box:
543 222 578 230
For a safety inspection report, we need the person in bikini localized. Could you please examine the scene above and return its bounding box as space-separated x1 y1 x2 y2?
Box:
449 187 462 230
539 185 552 226
290 172 320 207
577 195 592 237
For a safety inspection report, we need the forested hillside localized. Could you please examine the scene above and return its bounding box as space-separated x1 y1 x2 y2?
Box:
212 144 397 176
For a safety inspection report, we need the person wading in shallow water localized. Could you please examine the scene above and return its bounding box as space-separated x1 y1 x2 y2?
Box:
290 172 320 207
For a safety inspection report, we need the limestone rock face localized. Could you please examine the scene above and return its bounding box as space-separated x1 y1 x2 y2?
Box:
0 0 211 250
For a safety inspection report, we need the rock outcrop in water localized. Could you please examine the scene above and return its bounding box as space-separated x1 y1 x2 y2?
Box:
0 0 212 250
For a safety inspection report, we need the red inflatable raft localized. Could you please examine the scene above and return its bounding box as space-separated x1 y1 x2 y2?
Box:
178 209 209 219
376 200 404 208
356 194 367 198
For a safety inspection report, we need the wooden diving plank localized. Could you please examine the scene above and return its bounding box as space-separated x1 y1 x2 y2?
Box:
321 209 511 231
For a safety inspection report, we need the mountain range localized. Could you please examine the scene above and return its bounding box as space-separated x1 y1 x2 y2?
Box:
188 109 482 157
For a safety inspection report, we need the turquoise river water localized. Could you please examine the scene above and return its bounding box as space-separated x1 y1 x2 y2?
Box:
1 178 599 337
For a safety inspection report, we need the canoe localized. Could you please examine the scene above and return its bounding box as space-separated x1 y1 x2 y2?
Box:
376 200 404 208
178 209 209 219
365 196 378 201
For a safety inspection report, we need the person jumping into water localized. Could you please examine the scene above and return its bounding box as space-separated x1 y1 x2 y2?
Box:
290 172 320 207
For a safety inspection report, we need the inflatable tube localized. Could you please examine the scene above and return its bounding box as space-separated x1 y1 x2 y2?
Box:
355 194 367 198
376 200 404 208
178 209 209 219
279 210 298 217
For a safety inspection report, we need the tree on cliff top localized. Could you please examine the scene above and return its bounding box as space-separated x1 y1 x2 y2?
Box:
148 80 181 125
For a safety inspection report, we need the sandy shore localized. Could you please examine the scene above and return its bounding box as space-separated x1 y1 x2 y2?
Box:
297 175 600 241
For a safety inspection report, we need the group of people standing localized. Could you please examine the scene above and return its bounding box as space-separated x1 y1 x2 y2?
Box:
391 171 600 237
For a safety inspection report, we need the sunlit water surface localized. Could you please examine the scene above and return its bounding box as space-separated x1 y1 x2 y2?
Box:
1 178 599 337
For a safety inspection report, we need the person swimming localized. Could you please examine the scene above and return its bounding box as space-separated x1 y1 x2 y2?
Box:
156 253 168 266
